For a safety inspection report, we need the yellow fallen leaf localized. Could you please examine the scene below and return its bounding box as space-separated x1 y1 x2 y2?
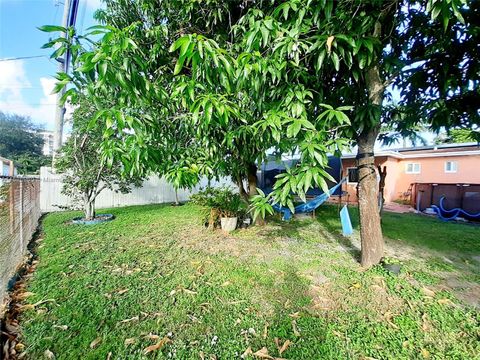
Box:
15 292 35 300
221 281 232 287
19 304 35 312
117 289 129 295
15 343 25 351
420 287 435 297
263 322 269 339
349 283 361 290
183 288 198 295
437 298 453 306
144 333 160 340
241 346 253 358
278 339 292 355
288 312 300 319
44 349 55 359
90 337 102 349
421 348 430 358
143 337 172 354
124 338 136 346
253 347 273 359
402 340 409 348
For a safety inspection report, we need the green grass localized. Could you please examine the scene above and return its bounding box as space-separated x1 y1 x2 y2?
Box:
18 204 480 359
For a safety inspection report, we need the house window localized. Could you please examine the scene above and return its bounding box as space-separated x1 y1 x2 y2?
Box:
405 163 421 174
445 161 457 173
347 167 359 183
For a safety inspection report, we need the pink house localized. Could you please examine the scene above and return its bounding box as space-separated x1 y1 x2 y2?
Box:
340 143 480 212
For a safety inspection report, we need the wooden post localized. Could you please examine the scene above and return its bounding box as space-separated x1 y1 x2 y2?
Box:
9 160 15 234
19 179 24 251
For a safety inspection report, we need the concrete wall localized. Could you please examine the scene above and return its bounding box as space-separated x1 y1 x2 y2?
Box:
39 167 235 212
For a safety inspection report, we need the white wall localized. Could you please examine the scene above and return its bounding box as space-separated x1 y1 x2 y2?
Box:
39 167 235 212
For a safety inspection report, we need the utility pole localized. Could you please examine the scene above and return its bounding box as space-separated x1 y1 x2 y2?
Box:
53 0 72 157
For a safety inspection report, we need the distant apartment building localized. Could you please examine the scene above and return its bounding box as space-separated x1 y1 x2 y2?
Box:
0 156 16 177
38 130 55 156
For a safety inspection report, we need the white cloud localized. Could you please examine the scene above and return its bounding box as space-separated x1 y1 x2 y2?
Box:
0 60 65 130
85 0 104 9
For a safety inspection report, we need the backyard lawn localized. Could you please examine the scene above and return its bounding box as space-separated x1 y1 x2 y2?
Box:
15 204 480 359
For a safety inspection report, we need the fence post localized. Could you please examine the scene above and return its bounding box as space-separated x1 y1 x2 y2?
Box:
9 160 15 234
19 179 24 252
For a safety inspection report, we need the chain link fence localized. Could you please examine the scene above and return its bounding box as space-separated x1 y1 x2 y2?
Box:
0 176 41 309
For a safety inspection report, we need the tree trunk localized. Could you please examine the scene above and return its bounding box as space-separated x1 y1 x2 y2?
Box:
247 163 258 197
175 189 179 205
357 129 383 267
359 38 385 267
84 197 96 220
236 174 249 201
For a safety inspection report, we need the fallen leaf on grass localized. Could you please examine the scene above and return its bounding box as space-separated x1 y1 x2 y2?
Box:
106 352 112 360
349 283 361 290
221 281 232 287
143 337 171 354
183 288 198 295
124 338 136 346
15 343 25 352
241 347 253 358
14 292 34 300
44 349 55 359
253 347 273 359
437 298 454 306
117 289 129 295
291 320 301 337
53 325 68 331
332 330 343 338
421 313 430 332
263 322 269 339
90 337 102 349
420 287 435 297
289 312 300 319
421 348 430 358
402 340 409 348
275 338 292 355
119 316 139 324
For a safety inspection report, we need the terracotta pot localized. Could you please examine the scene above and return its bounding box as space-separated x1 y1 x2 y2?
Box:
220 217 238 232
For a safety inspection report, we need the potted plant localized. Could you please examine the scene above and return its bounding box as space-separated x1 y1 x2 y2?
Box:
190 187 246 231
217 190 243 232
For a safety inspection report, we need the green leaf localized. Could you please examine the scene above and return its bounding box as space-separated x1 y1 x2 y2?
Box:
331 52 340 71
38 25 66 33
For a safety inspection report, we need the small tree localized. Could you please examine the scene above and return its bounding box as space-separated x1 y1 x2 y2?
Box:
164 161 200 205
56 96 142 220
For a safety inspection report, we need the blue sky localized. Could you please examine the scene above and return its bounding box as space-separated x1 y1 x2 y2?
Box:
0 0 102 130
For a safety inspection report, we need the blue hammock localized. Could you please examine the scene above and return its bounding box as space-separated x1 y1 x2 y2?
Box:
272 177 347 220
431 196 480 221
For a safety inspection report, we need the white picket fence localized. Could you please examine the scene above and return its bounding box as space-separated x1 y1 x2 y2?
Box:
39 167 235 212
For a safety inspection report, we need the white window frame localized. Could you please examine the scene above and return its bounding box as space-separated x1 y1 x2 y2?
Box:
405 163 421 174
444 161 458 173
347 167 359 184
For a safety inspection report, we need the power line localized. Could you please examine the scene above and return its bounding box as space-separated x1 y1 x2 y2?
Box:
0 55 47 62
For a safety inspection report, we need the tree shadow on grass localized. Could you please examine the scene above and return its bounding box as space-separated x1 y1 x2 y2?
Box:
260 207 362 263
